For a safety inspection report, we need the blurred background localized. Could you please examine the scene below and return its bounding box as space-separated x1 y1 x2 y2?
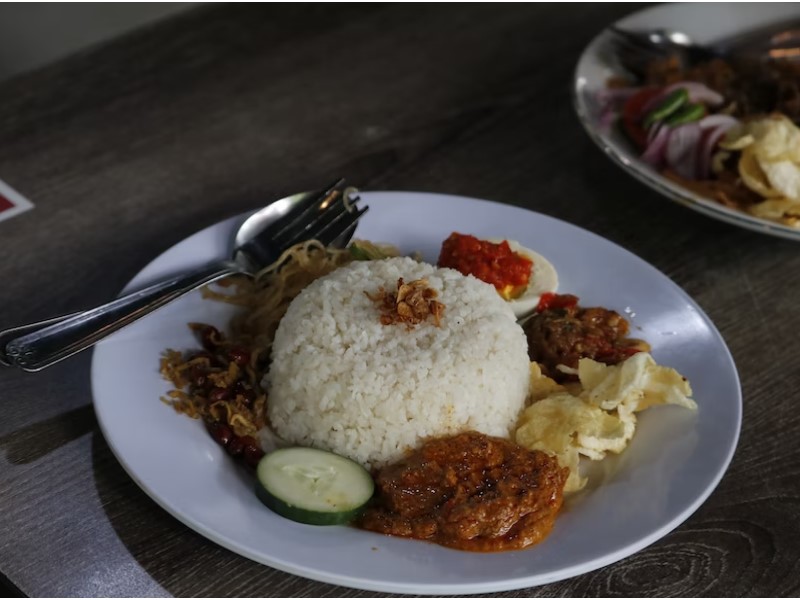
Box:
0 3 192 82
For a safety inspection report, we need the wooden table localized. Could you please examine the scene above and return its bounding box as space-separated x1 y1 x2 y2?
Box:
1 4 798 597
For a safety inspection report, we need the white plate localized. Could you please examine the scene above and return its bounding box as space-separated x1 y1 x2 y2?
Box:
574 3 800 240
91 192 741 595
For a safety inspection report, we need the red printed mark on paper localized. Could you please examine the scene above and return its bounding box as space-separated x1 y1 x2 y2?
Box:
0 179 34 222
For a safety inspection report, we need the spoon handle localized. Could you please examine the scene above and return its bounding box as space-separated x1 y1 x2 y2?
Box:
2 260 244 372
0 312 80 367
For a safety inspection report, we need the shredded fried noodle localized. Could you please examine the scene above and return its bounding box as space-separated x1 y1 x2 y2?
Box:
159 239 395 444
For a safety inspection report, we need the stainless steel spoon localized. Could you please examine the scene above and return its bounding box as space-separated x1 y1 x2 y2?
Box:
1 180 366 372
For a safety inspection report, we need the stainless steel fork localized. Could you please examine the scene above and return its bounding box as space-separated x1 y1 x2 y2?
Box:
1 179 367 372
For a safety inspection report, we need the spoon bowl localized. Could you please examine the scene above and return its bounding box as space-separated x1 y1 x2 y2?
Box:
235 193 308 249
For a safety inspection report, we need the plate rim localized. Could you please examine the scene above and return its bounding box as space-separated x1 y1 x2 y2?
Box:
91 190 742 594
572 3 800 241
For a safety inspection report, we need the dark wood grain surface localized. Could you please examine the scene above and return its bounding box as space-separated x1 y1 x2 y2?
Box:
1 4 799 597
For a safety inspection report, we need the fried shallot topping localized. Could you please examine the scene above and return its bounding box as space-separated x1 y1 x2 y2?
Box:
365 278 445 329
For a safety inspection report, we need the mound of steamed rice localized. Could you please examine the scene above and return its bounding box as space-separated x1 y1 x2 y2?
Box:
265 256 530 469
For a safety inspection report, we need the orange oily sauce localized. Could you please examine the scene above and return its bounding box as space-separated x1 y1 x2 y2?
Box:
357 432 568 552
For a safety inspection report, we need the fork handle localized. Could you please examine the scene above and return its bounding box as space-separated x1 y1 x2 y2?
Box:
2 260 244 372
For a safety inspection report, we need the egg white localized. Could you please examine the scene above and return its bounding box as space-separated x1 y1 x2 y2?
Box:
487 238 559 319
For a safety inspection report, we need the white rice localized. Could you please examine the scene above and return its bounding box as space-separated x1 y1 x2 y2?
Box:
265 256 530 469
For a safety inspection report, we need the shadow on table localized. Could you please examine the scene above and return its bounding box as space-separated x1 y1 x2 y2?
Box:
89 430 393 597
0 572 24 598
0 405 96 465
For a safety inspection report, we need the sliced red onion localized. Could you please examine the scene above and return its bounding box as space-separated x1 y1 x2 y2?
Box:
665 122 701 179
593 87 643 132
594 87 642 122
647 121 663 145
697 127 727 179
698 114 739 130
598 106 617 132
698 122 738 179
641 123 671 166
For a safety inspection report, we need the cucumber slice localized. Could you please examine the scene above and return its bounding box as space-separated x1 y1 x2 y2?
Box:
255 447 374 526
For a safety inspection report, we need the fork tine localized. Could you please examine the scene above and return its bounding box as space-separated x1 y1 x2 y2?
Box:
254 178 348 247
304 204 368 248
331 221 359 249
272 189 353 250
292 195 367 245
273 178 348 239
239 181 367 269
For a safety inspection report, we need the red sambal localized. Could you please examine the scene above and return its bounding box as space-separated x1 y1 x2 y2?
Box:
438 232 532 300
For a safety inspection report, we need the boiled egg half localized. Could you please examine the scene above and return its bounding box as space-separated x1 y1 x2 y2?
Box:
487 238 559 318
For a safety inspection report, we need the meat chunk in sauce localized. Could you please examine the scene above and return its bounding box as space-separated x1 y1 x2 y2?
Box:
524 294 649 382
358 432 568 552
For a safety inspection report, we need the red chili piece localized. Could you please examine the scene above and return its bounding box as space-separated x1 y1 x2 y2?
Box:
207 422 234 447
198 325 223 352
241 437 265 468
208 386 231 403
536 292 579 312
228 346 251 367
621 87 662 150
